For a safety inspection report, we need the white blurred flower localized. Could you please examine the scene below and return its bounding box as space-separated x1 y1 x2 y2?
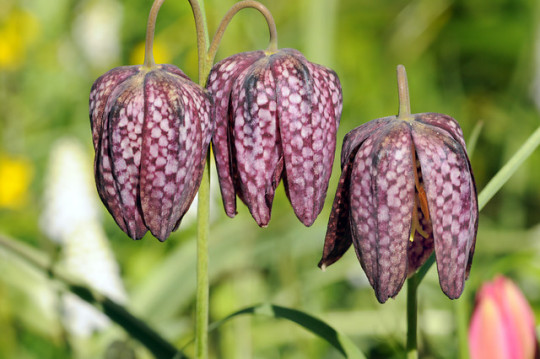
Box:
41 138 100 242
41 138 127 337
73 0 123 68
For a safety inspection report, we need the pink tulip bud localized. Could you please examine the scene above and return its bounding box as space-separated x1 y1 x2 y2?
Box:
469 275 537 359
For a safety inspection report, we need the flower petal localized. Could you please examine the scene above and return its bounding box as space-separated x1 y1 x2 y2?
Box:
350 122 415 303
319 117 384 268
319 158 353 269
411 121 478 299
138 71 206 240
231 61 280 226
414 113 467 150
341 117 393 166
89 66 139 153
207 51 265 217
101 75 147 240
274 51 322 225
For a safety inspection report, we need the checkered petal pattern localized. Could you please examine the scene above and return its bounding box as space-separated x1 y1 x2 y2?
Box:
89 64 213 241
206 48 342 226
320 113 478 303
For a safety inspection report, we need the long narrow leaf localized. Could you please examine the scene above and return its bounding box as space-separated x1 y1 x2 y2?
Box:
0 235 185 359
207 303 366 359
478 125 540 210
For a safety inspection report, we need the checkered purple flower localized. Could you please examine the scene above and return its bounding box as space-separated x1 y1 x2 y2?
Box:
206 48 342 226
319 71 478 303
89 64 212 241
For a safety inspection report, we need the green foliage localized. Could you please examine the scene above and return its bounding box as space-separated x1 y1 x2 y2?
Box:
1 0 540 358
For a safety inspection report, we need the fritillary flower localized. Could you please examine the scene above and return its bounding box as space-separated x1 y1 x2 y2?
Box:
319 65 478 303
206 48 342 226
89 64 212 241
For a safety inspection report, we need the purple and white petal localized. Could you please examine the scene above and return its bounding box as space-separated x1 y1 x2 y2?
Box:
89 65 139 152
319 158 354 269
104 75 147 240
350 123 415 303
231 62 280 226
414 113 467 150
411 122 477 299
207 51 265 217
341 117 393 166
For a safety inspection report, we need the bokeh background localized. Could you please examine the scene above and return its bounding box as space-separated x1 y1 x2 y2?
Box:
1 0 540 358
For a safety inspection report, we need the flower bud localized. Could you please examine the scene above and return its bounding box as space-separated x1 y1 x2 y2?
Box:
469 275 538 359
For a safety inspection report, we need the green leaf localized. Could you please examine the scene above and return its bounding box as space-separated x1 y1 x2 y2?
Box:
0 235 186 359
478 125 540 210
207 303 367 359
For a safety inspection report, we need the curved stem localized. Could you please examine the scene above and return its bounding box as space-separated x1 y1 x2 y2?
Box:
188 0 210 84
397 64 412 119
143 0 167 68
207 0 278 68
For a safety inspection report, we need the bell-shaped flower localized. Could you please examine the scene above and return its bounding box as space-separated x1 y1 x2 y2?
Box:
206 48 342 226
89 64 212 241
319 65 478 303
469 275 537 359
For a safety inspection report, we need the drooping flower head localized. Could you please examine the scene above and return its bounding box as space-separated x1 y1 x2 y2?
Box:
319 65 478 303
89 64 212 241
206 48 342 226
469 275 538 359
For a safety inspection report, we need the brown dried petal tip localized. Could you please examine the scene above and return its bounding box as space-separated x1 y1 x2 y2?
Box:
206 48 343 227
89 64 213 241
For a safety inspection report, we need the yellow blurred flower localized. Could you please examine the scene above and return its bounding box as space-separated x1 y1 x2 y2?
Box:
129 39 172 65
0 155 33 208
0 9 40 70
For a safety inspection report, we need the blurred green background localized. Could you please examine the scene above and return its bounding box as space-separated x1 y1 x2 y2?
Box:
1 0 540 358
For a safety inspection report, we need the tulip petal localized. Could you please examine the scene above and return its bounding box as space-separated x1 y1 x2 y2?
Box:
350 122 415 303
102 75 147 240
89 66 139 152
206 51 265 217
231 61 281 226
469 296 510 359
411 122 478 299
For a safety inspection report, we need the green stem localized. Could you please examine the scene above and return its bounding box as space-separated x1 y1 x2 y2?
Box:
456 293 470 359
188 0 211 84
207 0 278 67
196 155 211 359
187 1 211 358
397 64 412 119
406 275 418 359
143 0 166 68
0 235 184 359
